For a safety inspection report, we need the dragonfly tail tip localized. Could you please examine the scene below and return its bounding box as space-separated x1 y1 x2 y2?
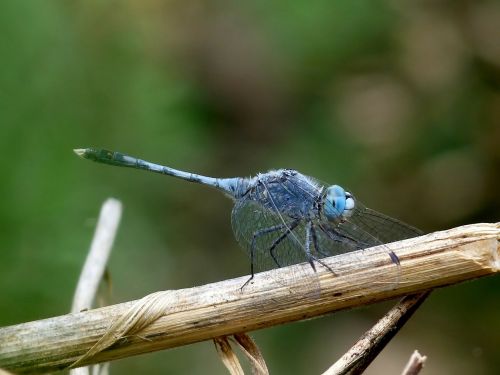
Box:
73 148 87 158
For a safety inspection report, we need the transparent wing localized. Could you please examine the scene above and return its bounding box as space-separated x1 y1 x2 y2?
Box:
231 188 422 271
231 198 311 273
231 197 325 297
336 201 423 248
309 218 366 257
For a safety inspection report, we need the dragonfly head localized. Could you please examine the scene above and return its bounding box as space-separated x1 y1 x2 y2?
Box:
323 185 355 222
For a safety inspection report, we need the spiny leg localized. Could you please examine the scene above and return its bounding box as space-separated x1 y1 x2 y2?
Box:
323 222 400 266
241 223 287 290
344 220 401 265
318 223 365 250
268 219 300 267
306 222 336 275
310 224 330 257
317 223 399 274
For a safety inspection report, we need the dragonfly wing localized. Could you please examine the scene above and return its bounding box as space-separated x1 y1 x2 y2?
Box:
341 202 423 246
307 200 422 267
310 219 365 258
231 197 325 297
231 198 311 272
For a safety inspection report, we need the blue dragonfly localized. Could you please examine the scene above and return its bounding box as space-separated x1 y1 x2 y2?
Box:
75 148 421 287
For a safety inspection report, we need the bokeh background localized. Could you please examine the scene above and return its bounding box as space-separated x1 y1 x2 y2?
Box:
1 0 499 374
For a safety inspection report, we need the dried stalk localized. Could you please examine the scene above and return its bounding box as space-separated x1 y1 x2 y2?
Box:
0 223 498 374
70 198 122 375
401 350 427 375
322 292 430 375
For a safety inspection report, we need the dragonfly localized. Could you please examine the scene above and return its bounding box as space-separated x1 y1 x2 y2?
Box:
75 148 422 288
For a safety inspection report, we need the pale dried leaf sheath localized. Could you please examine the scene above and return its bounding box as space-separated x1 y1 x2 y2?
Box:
231 334 269 375
71 198 122 313
401 350 427 375
0 223 498 374
214 337 244 375
70 199 122 375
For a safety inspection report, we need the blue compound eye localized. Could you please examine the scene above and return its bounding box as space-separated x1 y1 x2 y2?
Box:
324 185 355 221
324 185 345 220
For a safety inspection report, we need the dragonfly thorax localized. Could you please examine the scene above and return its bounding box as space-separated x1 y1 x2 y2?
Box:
240 169 322 219
323 185 355 222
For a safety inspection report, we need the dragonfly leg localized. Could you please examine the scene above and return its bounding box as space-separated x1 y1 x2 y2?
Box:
321 223 400 265
268 220 300 267
307 223 336 274
241 223 287 290
318 223 364 249
310 224 330 257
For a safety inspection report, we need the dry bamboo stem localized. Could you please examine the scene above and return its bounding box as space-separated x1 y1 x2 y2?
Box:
0 223 498 374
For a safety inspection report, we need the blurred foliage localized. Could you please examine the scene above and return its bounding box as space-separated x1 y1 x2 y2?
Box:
0 0 499 374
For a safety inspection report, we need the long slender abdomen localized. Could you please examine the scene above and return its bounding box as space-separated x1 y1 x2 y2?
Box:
74 147 245 198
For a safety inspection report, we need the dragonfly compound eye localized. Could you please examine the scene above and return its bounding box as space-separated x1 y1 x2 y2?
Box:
324 185 352 221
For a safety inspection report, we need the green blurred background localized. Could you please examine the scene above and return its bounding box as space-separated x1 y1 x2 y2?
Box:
1 0 499 374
